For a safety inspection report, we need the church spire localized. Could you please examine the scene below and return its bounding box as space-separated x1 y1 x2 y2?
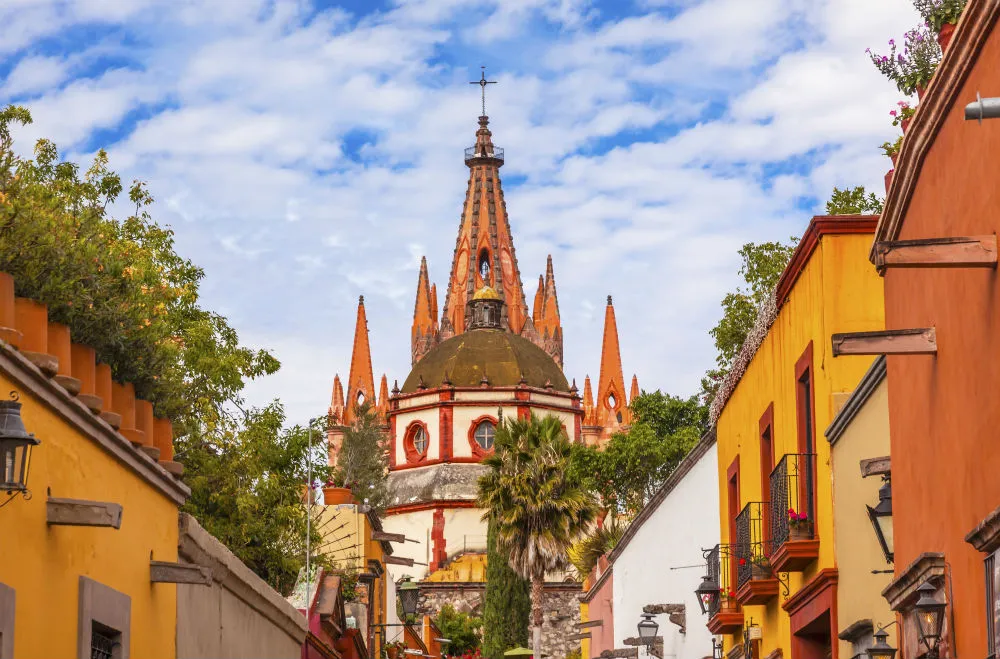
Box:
344 295 376 425
377 374 389 422
411 256 438 364
329 375 345 425
440 113 530 338
629 374 640 405
536 254 563 366
582 375 595 426
596 295 629 432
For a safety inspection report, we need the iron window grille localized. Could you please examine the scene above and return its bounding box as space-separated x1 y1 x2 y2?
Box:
91 627 118 659
769 453 816 548
736 502 770 589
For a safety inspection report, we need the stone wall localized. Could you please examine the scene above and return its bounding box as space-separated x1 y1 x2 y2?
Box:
417 583 581 659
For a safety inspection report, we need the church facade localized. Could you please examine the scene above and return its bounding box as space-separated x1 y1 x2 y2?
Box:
326 110 637 655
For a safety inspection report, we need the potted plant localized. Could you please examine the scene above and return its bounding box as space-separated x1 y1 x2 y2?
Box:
913 0 967 51
385 641 406 659
867 26 941 96
880 136 904 166
788 508 812 540
323 477 355 505
891 101 916 133
719 588 739 611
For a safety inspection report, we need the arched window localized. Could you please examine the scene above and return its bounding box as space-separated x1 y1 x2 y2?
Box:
404 422 430 463
474 420 495 450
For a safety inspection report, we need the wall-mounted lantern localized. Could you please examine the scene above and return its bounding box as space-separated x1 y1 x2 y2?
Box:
914 581 946 658
966 92 1000 122
0 395 40 500
867 626 898 659
867 476 894 563
398 578 420 618
637 612 659 649
695 574 718 615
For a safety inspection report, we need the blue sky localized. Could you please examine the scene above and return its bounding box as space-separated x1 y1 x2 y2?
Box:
1 0 919 424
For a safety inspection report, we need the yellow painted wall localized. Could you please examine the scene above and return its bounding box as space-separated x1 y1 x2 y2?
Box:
714 232 884 658
0 372 179 659
829 375 897 657
580 597 590 659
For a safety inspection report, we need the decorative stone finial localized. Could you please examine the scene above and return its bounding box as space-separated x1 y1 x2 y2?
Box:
607 294 613 305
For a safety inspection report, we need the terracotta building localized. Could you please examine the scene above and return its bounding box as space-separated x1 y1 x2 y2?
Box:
325 109 637 657
834 1 1000 656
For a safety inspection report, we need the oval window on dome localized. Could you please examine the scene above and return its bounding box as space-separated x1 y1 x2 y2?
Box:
474 420 495 451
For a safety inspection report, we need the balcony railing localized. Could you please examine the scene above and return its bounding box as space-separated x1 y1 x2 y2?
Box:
464 145 504 165
735 501 770 589
703 544 739 616
769 453 816 548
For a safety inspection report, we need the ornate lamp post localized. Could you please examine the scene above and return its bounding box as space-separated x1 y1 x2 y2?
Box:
695 574 719 615
0 396 40 500
914 581 946 658
868 626 898 659
637 612 659 653
399 579 420 619
867 477 894 563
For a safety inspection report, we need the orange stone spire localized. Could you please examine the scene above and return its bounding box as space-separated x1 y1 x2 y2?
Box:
377 374 389 422
595 295 630 433
411 256 438 364
532 275 544 325
440 115 530 339
629 374 640 405
344 295 376 425
536 255 563 366
582 375 595 426
329 375 345 425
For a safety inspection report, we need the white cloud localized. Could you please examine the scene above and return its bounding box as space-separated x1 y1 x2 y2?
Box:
2 0 924 424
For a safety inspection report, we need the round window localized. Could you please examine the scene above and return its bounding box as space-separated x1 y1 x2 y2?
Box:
412 426 428 455
474 420 495 451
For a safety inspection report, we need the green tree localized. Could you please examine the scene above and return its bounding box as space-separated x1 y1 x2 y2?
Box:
332 402 391 516
477 414 598 659
180 405 332 595
701 238 798 403
435 604 483 656
568 392 706 517
482 519 530 659
825 185 884 215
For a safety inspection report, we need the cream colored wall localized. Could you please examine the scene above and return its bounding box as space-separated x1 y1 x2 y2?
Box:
452 405 511 458
454 391 511 402
442 507 488 557
0 372 179 659
395 408 441 462
383 510 436 580
831 377 897 654
317 505 366 571
395 393 439 410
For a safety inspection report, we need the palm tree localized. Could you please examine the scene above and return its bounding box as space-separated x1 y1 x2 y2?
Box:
477 413 598 659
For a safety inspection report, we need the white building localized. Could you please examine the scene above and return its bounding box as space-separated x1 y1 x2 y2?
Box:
610 432 720 659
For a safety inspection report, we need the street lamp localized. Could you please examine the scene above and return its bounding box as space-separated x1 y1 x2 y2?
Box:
914 581 946 657
637 612 659 649
868 626 897 659
695 574 719 615
0 396 39 498
867 477 894 563
399 579 420 618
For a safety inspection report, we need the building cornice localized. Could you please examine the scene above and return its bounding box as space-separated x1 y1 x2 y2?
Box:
825 356 886 445
966 503 1000 553
871 0 1000 254
782 568 838 615
0 341 189 505
881 552 945 611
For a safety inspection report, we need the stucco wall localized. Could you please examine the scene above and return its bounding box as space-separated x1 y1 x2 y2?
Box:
828 375 896 658
613 443 719 659
0 367 180 659
384 509 436 580
587 571 615 657
880 6 1000 657
176 513 306 659
395 408 442 462
714 230 885 657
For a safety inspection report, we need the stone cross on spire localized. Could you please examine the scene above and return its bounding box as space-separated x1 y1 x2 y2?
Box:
469 66 497 117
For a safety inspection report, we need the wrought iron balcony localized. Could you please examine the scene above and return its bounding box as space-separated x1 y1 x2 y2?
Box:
703 544 743 634
464 145 504 165
768 453 819 572
735 501 771 589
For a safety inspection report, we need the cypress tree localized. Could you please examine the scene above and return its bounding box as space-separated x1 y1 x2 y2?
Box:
482 518 531 659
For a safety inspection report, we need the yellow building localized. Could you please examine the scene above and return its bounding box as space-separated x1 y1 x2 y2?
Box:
824 356 897 659
315 494 397 656
0 285 189 658
708 216 884 659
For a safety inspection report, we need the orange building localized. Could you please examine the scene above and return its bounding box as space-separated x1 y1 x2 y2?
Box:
843 2 1000 657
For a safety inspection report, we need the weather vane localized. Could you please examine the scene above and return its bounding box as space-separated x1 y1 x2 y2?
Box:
470 66 497 117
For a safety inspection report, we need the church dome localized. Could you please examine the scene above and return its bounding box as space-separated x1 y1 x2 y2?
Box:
401 329 569 393
472 286 501 301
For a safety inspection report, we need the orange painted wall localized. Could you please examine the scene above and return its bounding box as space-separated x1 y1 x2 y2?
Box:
881 12 1000 659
